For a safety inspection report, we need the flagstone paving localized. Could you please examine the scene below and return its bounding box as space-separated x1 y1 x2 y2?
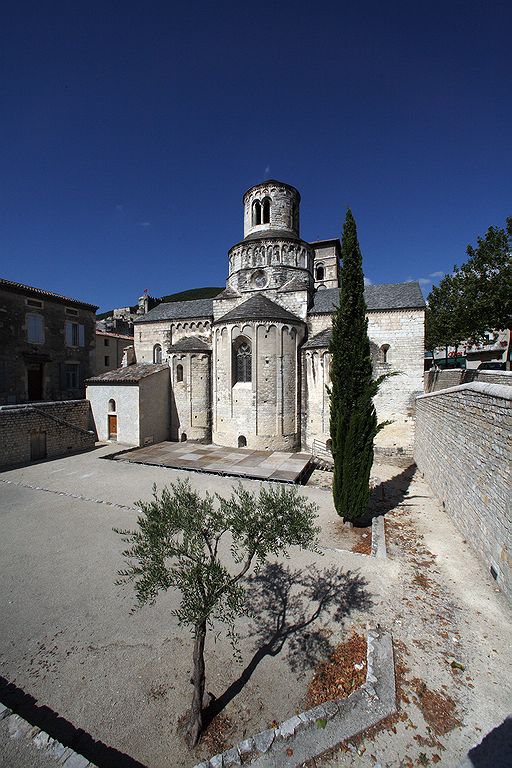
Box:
111 441 312 483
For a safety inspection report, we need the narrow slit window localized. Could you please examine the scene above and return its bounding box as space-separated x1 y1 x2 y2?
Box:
262 197 271 224
176 363 184 382
252 200 262 225
153 344 162 363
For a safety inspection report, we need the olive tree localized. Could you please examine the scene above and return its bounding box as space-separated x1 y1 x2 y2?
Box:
114 479 319 748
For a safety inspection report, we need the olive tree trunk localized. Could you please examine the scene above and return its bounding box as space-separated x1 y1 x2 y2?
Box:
185 620 207 748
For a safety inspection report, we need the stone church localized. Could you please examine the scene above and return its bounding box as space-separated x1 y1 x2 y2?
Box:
87 180 425 451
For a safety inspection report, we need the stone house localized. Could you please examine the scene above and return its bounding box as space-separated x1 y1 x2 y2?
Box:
95 330 134 375
86 364 170 445
88 180 425 450
0 278 98 405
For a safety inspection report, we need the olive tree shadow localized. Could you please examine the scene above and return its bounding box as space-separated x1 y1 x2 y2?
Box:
203 563 371 727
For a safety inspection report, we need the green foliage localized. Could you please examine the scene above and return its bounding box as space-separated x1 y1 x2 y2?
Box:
329 209 390 523
427 217 511 349
159 286 224 303
114 479 320 638
97 287 224 320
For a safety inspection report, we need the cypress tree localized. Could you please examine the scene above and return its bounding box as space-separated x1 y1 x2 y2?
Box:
329 209 388 523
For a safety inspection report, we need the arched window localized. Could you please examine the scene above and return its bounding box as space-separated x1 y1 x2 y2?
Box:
238 435 247 448
380 344 390 364
108 399 116 412
153 344 162 363
252 200 262 225
316 264 325 281
262 197 271 224
176 363 184 382
235 340 252 383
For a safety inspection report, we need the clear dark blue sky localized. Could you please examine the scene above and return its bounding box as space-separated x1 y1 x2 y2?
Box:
1 1 510 313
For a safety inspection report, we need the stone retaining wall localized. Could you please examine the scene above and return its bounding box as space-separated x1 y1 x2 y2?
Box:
0 400 95 469
414 382 511 600
424 368 512 393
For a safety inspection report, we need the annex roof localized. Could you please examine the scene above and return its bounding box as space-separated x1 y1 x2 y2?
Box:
133 298 214 323
310 282 426 313
86 363 168 384
0 277 98 311
168 336 212 352
215 294 303 325
301 328 333 349
96 330 134 341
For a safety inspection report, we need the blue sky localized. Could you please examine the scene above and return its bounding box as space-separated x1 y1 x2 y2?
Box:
1 1 510 313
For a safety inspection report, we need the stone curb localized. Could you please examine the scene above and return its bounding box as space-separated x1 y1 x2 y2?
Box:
0 703 97 767
371 515 387 559
193 625 396 768
0 478 138 512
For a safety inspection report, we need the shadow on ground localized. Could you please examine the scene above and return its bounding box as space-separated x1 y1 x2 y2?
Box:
362 463 418 522
203 563 371 727
0 676 145 768
467 716 512 768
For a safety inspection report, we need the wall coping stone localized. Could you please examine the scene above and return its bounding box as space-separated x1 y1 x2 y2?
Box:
0 399 87 412
416 381 512 402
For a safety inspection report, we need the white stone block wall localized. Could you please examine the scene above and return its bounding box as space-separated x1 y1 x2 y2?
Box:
138 369 171 445
414 382 511 601
301 350 330 450
368 309 425 418
212 320 304 450
170 353 211 442
86 383 140 445
134 319 211 363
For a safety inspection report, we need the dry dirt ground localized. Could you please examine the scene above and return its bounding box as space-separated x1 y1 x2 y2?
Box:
316 461 512 768
0 443 510 768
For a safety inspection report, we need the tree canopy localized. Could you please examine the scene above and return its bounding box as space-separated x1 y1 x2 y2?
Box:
329 209 390 523
115 479 319 747
426 217 511 351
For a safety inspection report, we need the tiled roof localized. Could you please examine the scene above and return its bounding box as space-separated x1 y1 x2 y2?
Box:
96 330 134 341
215 294 303 325
310 282 426 313
133 298 214 323
243 229 298 241
0 277 99 310
86 363 168 384
168 336 212 352
214 286 241 300
301 328 332 349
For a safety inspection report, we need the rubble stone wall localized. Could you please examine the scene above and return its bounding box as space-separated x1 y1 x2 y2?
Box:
0 400 94 469
425 368 512 392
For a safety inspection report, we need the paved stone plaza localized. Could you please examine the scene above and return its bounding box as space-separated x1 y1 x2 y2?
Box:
111 441 312 483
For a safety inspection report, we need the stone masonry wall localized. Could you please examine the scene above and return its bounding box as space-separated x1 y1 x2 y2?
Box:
0 400 95 469
368 309 425 418
425 368 512 393
170 353 211 442
414 382 511 601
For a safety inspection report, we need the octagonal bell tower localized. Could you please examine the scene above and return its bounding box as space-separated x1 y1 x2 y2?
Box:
243 180 300 240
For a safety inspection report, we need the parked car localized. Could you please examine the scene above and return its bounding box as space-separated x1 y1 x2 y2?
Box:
477 361 506 370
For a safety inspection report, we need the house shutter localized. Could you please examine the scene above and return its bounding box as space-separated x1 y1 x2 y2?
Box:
65 321 73 346
78 324 85 347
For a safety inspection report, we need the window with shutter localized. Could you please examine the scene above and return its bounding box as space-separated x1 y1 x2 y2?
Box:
27 314 44 344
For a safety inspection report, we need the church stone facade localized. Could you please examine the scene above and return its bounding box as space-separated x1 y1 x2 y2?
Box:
89 180 425 451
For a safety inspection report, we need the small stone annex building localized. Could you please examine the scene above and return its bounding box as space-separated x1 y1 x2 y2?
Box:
87 180 425 450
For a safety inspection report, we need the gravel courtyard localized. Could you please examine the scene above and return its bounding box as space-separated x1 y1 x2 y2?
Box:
0 443 510 767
